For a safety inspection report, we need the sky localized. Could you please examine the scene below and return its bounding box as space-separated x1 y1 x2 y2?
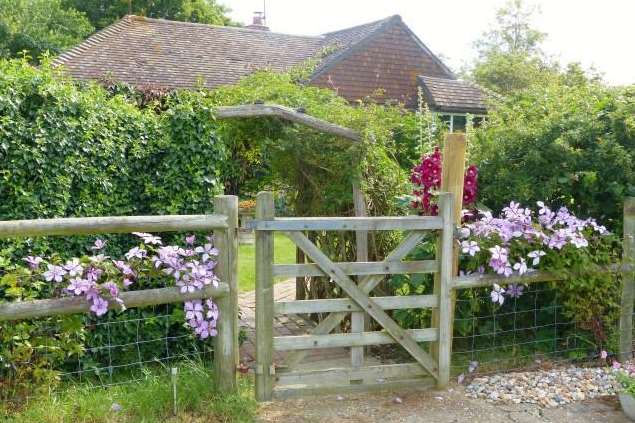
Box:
218 0 634 86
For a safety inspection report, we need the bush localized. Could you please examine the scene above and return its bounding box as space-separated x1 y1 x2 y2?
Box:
0 58 225 257
472 81 635 231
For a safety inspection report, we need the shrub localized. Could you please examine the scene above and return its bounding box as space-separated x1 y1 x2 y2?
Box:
0 58 225 257
472 81 635 231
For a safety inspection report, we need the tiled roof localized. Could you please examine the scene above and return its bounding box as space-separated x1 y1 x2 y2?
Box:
310 16 397 77
54 16 325 89
53 15 485 114
418 76 488 115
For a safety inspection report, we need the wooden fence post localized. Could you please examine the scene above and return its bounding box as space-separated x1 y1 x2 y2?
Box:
255 191 275 401
620 197 635 361
431 133 466 362
214 195 239 393
437 192 454 388
214 195 239 367
215 292 236 392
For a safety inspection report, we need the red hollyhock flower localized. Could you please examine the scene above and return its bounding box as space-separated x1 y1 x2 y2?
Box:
410 147 478 215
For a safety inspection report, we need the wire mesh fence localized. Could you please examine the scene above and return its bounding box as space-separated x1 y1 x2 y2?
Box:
0 304 215 412
451 281 606 378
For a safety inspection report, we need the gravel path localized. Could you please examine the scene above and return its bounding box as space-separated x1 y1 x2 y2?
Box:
466 367 617 408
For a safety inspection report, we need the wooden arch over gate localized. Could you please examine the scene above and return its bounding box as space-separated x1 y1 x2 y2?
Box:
214 103 369 371
217 104 466 400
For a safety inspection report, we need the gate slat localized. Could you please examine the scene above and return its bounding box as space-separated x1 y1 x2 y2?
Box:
274 295 438 314
276 362 429 386
274 328 437 350
273 260 437 278
249 216 443 231
286 231 440 381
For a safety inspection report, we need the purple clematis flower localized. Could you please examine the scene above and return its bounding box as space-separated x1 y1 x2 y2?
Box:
66 278 92 296
507 283 524 299
489 245 508 262
177 276 200 293
195 320 217 339
102 281 119 298
527 250 546 266
185 300 204 321
570 235 589 248
205 299 219 320
461 240 480 257
195 243 219 262
91 239 107 251
90 296 109 316
64 259 83 277
490 284 505 305
125 247 147 260
85 266 103 282
132 232 162 245
113 260 135 276
43 265 66 283
185 235 196 245
23 256 43 270
512 258 528 275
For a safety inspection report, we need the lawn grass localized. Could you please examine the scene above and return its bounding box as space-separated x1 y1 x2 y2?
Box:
238 232 296 292
3 360 257 423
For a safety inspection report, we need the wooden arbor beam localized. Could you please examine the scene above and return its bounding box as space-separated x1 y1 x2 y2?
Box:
215 104 361 142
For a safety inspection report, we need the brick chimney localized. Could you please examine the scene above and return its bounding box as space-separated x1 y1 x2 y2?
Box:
246 11 269 31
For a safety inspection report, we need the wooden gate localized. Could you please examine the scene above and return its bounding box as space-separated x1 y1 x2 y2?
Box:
250 191 455 401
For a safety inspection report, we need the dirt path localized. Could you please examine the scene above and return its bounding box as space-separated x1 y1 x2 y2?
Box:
257 385 630 422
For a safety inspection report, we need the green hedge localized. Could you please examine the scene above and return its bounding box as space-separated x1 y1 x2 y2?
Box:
0 58 225 256
472 81 635 230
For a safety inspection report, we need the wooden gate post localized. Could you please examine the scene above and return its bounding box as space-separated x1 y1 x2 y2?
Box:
437 192 455 387
619 198 635 361
255 191 275 401
431 133 466 362
214 195 239 393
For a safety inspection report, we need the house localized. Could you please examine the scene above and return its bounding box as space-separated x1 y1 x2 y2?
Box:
53 14 487 127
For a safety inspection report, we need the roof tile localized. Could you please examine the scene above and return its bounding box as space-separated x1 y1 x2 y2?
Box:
418 75 488 114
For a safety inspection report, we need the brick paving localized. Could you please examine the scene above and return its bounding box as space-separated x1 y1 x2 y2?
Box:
239 279 351 368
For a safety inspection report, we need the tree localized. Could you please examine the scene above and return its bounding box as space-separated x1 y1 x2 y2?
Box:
0 0 93 61
475 0 546 57
63 0 234 30
469 0 554 94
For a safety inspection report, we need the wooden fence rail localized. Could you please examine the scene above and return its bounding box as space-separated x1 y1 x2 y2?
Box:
0 195 239 393
0 283 229 321
0 214 228 238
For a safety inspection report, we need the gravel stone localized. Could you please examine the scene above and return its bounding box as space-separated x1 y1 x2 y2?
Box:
465 366 618 408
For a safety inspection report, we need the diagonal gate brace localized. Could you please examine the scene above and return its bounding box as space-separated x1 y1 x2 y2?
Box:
283 231 427 369
286 231 439 381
